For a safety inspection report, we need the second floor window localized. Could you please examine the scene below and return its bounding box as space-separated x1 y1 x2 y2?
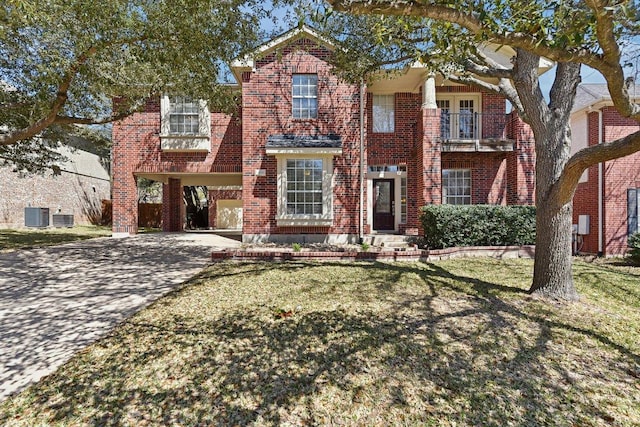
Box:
373 95 395 133
169 96 200 135
292 74 318 119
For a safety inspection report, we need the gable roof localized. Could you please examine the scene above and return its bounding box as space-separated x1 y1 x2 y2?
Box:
573 83 640 113
230 25 334 83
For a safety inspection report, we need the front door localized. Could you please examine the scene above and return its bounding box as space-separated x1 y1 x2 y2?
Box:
373 179 395 231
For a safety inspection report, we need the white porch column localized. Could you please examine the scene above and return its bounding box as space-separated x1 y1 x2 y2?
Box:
422 74 437 109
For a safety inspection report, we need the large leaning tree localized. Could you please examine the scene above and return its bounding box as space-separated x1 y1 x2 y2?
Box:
325 0 640 300
0 0 272 172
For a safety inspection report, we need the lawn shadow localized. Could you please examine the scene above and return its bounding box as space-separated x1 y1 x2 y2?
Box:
2 260 638 426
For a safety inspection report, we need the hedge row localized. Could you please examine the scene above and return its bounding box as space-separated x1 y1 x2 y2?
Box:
420 205 536 249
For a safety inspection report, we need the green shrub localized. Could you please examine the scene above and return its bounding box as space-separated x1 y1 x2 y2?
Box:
292 243 302 252
628 232 640 264
420 205 536 249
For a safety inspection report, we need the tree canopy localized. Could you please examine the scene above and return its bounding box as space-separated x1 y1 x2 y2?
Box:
324 0 640 299
0 0 273 171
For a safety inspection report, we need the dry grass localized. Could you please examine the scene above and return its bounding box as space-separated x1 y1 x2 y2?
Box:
0 258 639 426
0 226 111 252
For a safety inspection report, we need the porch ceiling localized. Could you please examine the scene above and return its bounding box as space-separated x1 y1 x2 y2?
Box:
134 172 242 187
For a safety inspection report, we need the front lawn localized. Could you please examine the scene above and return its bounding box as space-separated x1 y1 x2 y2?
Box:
0 226 111 252
0 258 638 426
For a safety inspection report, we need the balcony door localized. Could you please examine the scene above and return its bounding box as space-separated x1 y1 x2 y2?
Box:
437 95 480 140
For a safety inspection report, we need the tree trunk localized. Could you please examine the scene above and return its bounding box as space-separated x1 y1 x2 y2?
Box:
530 199 579 300
527 117 580 301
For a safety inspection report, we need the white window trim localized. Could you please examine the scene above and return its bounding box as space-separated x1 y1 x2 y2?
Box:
365 167 407 231
442 168 472 205
160 95 211 152
292 74 318 120
372 94 395 133
275 154 335 226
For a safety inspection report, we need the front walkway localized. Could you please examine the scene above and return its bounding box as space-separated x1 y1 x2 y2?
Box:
0 232 240 401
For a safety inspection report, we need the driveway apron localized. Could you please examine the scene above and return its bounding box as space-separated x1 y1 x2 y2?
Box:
0 232 240 401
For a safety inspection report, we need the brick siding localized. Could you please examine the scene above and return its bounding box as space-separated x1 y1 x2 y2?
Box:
111 33 537 244
572 107 640 255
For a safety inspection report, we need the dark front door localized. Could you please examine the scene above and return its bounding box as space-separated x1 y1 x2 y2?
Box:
373 179 395 231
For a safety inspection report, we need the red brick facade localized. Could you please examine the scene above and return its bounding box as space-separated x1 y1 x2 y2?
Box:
573 106 640 255
111 28 537 244
111 97 242 234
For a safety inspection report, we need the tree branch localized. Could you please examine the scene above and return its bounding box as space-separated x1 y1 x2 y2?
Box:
462 59 513 79
0 46 103 146
511 48 548 129
554 129 640 205
548 62 581 122
54 110 136 126
328 0 608 72
583 0 640 120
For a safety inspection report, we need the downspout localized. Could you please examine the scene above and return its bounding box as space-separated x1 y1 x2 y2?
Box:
359 80 365 243
598 110 603 256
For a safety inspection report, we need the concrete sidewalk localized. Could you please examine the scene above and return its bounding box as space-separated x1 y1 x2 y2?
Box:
0 232 240 401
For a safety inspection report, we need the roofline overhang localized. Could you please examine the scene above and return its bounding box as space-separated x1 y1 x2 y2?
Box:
571 96 640 116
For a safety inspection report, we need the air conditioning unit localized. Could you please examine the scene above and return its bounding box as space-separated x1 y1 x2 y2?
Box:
24 207 50 227
52 214 74 228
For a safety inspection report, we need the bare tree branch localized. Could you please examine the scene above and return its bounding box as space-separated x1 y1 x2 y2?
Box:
583 0 640 120
511 48 549 129
462 59 513 79
548 62 582 120
554 130 640 205
54 110 137 126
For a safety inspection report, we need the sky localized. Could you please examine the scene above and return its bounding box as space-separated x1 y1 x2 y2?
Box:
538 65 607 101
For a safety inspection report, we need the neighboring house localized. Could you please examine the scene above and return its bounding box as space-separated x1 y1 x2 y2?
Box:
570 83 640 256
0 142 110 228
112 26 551 243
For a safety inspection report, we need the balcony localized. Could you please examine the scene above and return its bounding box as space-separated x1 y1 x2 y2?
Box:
438 112 515 152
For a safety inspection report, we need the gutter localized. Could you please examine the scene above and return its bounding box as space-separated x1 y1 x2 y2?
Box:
598 110 604 256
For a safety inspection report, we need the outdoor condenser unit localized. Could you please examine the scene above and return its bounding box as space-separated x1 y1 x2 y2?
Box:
24 207 50 227
52 214 74 228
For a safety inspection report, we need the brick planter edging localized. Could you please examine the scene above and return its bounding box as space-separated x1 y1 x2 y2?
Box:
211 245 536 262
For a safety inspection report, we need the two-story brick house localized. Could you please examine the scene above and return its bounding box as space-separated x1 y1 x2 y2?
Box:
112 26 548 244
570 83 640 256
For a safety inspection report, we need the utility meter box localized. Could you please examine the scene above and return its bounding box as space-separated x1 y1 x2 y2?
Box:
578 215 590 235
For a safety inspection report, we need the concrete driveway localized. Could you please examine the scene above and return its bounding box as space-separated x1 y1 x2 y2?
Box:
0 232 240 401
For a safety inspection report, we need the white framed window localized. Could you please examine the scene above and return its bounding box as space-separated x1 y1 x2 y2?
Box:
169 96 200 135
292 74 318 119
442 169 471 205
437 95 480 140
160 95 210 151
286 159 323 215
275 155 334 226
373 94 395 133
